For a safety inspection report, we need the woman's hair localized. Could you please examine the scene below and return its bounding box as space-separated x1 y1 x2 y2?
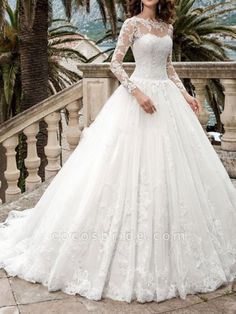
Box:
127 0 176 24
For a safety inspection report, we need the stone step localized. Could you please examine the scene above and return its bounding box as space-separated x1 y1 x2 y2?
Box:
0 177 54 222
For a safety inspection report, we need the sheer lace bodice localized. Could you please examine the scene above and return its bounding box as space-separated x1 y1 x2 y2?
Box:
110 16 187 94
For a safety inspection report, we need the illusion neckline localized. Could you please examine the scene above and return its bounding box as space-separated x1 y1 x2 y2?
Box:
133 15 164 24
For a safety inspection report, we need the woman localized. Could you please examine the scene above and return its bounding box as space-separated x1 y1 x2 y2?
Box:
0 0 236 304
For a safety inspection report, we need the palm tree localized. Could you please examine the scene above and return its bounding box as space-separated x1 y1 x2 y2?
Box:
18 0 123 109
17 0 50 181
0 3 21 124
173 0 236 132
0 7 88 125
173 0 236 62
48 20 88 93
0 0 125 111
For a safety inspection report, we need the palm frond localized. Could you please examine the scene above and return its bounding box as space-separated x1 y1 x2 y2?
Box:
49 24 79 33
85 47 114 63
196 25 236 38
2 63 18 105
102 0 117 35
49 47 88 62
177 0 195 16
96 0 107 26
49 37 84 47
49 30 83 39
61 0 72 20
207 8 236 19
6 4 17 29
195 1 232 15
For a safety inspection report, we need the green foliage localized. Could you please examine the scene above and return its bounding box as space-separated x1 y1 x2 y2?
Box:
0 4 88 123
48 21 88 92
173 0 236 62
0 3 20 123
173 0 235 131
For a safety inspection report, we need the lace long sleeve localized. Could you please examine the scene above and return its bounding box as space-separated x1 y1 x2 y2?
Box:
110 18 138 94
166 25 187 93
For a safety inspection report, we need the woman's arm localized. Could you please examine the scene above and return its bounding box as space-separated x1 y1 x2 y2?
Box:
109 18 159 114
110 18 138 94
166 25 187 94
166 24 202 114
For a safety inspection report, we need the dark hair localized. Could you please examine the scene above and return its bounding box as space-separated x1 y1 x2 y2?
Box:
126 0 176 24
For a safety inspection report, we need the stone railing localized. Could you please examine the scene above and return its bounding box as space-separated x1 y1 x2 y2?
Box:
79 61 236 178
0 81 83 204
0 62 236 204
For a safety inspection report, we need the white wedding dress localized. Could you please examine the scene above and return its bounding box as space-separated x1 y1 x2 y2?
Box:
1 16 236 303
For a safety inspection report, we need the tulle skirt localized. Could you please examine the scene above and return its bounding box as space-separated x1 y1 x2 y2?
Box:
1 77 236 303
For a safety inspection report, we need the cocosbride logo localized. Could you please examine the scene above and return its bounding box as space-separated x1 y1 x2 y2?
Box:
50 231 185 241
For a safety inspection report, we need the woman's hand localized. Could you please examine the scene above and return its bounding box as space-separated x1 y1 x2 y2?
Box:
182 91 202 115
132 88 157 114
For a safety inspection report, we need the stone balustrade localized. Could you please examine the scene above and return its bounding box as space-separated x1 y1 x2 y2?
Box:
0 62 236 204
79 61 236 177
0 81 83 203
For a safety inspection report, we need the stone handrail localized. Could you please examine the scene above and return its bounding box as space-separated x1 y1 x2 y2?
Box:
0 80 83 204
78 62 236 79
0 81 83 143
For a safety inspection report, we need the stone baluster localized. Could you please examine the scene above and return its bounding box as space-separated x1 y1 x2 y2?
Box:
66 100 81 150
220 79 236 151
191 79 210 131
3 135 21 202
83 77 118 127
24 122 42 190
218 79 236 178
44 112 62 179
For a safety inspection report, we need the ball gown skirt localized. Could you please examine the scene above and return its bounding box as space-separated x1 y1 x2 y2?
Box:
0 75 236 303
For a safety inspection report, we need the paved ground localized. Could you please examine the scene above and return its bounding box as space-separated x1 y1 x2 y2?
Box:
0 268 235 314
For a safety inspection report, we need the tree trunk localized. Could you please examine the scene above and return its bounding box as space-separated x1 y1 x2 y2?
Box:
19 0 49 181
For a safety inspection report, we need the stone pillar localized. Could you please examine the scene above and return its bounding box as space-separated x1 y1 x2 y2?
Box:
3 135 21 202
66 100 81 150
220 79 236 151
191 79 210 131
83 77 119 127
24 122 42 190
44 112 62 179
218 79 236 178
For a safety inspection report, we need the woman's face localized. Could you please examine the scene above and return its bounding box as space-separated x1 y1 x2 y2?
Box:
141 0 159 9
